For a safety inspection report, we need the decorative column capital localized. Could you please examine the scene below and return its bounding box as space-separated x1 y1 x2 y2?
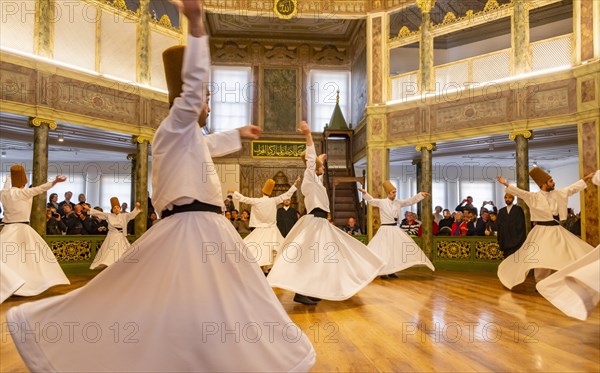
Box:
416 143 437 151
29 117 57 129
132 135 152 144
416 0 436 13
508 130 533 141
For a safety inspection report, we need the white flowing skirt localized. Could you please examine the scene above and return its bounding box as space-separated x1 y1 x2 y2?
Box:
7 212 316 373
243 225 285 267
536 246 599 320
0 223 69 297
267 215 384 301
90 230 132 269
368 226 435 275
0 263 25 303
497 225 594 289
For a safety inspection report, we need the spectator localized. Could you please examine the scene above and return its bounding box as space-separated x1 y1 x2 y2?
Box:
63 204 84 234
147 211 159 228
433 206 443 224
481 200 498 215
456 196 478 216
224 210 233 222
451 212 468 236
92 207 109 235
400 211 420 236
438 209 453 235
417 214 439 237
463 208 477 236
74 204 96 234
77 193 90 208
276 199 297 238
224 196 234 213
475 211 490 236
231 209 239 221
485 211 498 237
46 207 66 235
236 209 252 234
47 193 60 211
343 216 361 236
121 202 128 213
58 191 74 217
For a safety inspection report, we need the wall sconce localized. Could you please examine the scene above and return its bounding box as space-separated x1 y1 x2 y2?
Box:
58 132 64 142
1 151 6 158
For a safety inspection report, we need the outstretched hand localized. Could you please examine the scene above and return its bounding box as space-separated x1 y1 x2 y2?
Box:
52 176 67 186
496 176 509 186
298 121 310 135
420 192 431 197
583 172 595 182
239 125 262 139
135 202 141 209
227 189 236 194
294 176 301 187
170 0 205 37
357 187 366 193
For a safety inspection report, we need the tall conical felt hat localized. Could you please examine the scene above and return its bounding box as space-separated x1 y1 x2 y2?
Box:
529 167 551 188
163 45 185 105
299 151 323 170
110 197 120 208
10 165 27 188
262 179 275 196
383 180 396 194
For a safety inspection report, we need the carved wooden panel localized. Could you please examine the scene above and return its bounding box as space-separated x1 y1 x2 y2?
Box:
388 108 419 139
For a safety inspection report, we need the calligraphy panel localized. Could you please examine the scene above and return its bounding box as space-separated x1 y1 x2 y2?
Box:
251 141 306 158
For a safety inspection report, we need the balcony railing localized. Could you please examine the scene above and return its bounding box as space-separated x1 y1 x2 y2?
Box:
389 34 573 102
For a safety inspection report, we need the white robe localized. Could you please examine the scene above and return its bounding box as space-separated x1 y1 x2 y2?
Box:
363 192 434 275
7 35 315 373
536 170 600 319
234 186 296 266
497 180 594 289
0 179 69 302
268 144 384 300
88 208 141 269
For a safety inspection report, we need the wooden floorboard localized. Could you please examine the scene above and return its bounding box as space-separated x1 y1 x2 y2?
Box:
1 268 598 372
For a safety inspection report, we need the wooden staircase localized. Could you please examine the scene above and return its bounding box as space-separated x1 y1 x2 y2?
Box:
324 167 365 231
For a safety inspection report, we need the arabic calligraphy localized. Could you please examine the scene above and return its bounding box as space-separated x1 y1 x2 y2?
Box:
252 141 306 158
274 0 297 19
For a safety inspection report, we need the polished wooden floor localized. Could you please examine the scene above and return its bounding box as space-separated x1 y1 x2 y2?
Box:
1 268 599 372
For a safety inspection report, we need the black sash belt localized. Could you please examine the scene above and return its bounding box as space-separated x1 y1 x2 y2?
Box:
115 227 123 232
4 221 30 225
161 200 222 219
381 223 397 226
535 221 560 226
309 208 328 219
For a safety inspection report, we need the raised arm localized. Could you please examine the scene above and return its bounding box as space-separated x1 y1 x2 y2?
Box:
229 190 261 205
357 188 385 208
273 177 300 205
561 179 587 197
14 176 66 200
396 192 428 208
496 176 533 205
84 205 109 221
125 202 142 221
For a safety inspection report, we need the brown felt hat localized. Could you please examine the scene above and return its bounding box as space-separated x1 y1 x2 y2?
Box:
110 197 120 208
262 179 275 196
10 165 27 188
529 167 552 188
163 45 185 105
383 180 396 194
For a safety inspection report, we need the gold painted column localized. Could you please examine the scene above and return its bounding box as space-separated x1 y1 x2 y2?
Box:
137 0 151 84
578 120 599 246
366 12 388 105
573 0 600 65
29 118 55 236
511 0 531 75
34 0 55 58
509 131 532 234
417 143 435 258
133 137 149 237
416 0 436 92
365 105 388 239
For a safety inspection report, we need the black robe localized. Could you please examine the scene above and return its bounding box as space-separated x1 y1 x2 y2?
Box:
276 206 297 238
496 204 527 258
